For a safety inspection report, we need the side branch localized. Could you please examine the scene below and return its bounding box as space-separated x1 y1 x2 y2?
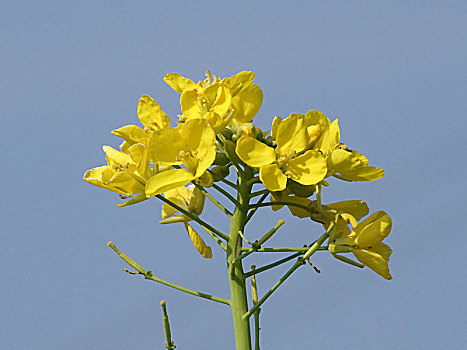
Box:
193 182 233 217
212 183 241 207
155 194 229 241
107 242 231 306
243 223 335 319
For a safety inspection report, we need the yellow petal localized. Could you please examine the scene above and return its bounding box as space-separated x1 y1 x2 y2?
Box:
137 95 170 130
103 146 137 172
148 128 185 165
285 150 327 185
180 90 203 119
326 200 369 222
315 119 339 155
231 84 263 123
180 119 216 157
164 73 197 93
259 164 287 192
127 143 151 179
145 169 195 197
184 223 212 258
236 136 276 167
222 71 255 96
353 243 392 280
211 84 232 116
161 186 191 219
112 125 149 145
354 211 392 247
330 149 384 181
109 171 146 195
276 114 308 154
271 116 282 140
84 166 125 195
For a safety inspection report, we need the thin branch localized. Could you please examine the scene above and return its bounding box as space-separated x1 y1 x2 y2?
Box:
218 177 238 190
245 192 269 224
243 223 335 319
332 254 365 268
211 183 240 207
249 201 315 214
201 226 227 252
240 247 328 253
108 242 230 306
257 220 285 246
155 194 229 241
251 266 261 350
244 252 302 278
247 176 261 187
193 182 233 217
249 189 269 198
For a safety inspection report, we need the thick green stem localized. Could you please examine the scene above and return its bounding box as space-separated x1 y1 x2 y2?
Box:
227 170 253 350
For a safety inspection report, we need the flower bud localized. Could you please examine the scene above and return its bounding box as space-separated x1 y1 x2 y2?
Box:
210 165 230 181
213 152 230 166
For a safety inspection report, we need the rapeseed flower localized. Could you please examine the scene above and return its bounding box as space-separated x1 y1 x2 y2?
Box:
236 114 327 191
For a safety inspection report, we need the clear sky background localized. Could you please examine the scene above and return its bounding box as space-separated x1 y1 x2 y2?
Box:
2 1 466 349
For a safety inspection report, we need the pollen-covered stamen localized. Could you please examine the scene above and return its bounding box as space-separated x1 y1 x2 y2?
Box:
277 150 297 168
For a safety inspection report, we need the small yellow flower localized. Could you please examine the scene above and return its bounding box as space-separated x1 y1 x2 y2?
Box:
313 115 384 182
329 211 393 280
164 71 263 129
158 185 212 259
160 185 206 224
112 95 170 152
83 146 149 206
236 114 327 191
145 119 216 196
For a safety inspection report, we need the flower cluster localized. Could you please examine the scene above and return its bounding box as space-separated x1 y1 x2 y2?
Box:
84 70 392 278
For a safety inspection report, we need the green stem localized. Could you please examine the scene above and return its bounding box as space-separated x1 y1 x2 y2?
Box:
108 242 230 306
193 182 233 217
227 169 253 350
245 192 269 224
249 189 269 198
155 194 229 241
332 254 365 268
212 183 240 207
220 177 239 190
201 226 227 252
240 247 328 253
160 300 176 350
243 224 334 320
244 252 303 278
257 220 285 246
249 201 316 214
251 266 260 350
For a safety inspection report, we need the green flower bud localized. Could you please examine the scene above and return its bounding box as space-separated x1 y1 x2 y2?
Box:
210 165 230 181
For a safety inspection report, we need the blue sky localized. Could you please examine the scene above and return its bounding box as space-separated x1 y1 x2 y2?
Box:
1 1 466 349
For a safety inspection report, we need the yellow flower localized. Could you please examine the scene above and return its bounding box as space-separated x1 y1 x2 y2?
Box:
160 185 206 224
328 211 393 280
145 119 216 196
83 146 149 206
312 114 384 182
164 71 263 129
112 95 170 152
158 185 212 259
236 114 327 191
